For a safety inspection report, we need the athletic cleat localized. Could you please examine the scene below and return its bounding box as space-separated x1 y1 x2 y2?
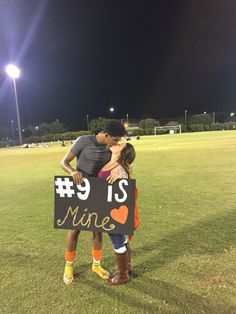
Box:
92 264 110 280
63 262 74 285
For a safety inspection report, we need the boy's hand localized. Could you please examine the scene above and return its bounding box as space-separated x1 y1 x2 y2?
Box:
70 170 83 185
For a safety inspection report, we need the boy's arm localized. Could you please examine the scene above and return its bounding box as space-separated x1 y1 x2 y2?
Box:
60 137 84 185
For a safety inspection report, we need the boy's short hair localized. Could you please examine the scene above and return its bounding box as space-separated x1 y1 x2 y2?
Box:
103 120 126 137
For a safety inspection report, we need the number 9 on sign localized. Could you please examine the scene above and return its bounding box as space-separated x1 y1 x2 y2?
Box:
76 178 90 200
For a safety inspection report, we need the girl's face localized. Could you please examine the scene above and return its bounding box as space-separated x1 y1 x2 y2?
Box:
110 143 126 155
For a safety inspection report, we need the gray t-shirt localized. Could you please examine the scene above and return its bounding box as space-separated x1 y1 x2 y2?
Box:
70 135 111 176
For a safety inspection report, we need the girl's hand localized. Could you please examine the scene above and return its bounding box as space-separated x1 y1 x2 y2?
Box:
106 173 119 184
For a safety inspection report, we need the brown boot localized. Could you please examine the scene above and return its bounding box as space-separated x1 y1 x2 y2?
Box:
112 243 132 276
125 242 132 275
106 252 129 285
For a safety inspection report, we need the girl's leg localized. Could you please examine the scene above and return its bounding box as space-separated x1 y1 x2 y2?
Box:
124 238 132 274
91 232 109 280
106 234 129 285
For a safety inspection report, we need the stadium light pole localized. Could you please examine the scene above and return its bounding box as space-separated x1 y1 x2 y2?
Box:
5 64 22 146
184 110 188 131
11 120 15 141
212 111 215 123
86 114 90 131
109 107 115 119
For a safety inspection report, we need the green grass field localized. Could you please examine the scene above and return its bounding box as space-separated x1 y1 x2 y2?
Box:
0 131 236 314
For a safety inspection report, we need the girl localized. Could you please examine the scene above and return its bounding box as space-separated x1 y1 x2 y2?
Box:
98 142 136 285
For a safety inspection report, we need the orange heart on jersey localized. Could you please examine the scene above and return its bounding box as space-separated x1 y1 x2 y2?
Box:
110 205 128 224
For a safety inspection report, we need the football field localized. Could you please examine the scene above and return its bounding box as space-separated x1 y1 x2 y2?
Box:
0 131 235 313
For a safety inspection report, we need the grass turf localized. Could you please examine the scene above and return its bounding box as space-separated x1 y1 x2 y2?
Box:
0 131 236 313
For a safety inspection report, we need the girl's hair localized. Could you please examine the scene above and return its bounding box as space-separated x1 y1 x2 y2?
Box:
117 143 136 175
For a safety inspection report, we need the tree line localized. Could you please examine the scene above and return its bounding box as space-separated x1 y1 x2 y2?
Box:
0 113 235 147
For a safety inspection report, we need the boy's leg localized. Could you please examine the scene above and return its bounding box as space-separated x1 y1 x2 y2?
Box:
63 229 80 285
92 232 110 280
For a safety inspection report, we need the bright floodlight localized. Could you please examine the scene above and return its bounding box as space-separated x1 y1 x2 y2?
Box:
110 107 114 112
5 64 20 79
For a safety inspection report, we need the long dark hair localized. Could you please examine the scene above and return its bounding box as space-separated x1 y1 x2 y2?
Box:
117 143 136 175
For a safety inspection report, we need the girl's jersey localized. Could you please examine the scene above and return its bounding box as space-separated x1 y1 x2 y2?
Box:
98 162 140 238
98 165 128 179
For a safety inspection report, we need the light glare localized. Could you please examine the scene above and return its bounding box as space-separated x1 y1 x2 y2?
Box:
5 64 20 79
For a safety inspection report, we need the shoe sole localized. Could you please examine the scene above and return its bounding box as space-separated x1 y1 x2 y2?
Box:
63 275 73 285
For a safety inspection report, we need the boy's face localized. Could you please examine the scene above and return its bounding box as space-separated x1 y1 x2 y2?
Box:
110 143 126 154
105 134 121 147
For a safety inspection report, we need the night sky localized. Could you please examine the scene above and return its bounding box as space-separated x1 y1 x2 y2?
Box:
1 0 236 130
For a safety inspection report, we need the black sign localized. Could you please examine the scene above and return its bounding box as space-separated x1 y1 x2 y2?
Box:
54 176 135 235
